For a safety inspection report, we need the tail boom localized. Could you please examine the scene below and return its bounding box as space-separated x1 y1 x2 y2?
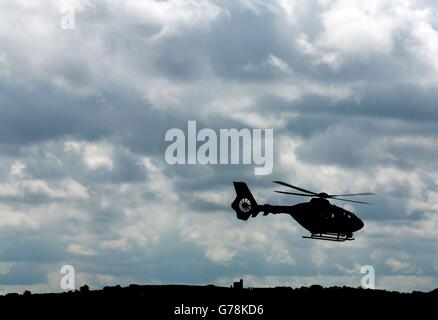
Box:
231 182 292 220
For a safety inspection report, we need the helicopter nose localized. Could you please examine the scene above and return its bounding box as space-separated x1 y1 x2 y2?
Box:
354 218 364 231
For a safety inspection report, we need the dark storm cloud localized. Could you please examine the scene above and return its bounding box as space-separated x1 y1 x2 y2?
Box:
0 230 66 263
0 78 197 163
0 264 47 285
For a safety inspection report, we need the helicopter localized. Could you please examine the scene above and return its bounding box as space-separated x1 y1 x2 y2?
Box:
231 181 373 242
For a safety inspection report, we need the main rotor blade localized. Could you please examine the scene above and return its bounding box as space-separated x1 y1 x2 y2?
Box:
273 181 318 195
275 191 314 197
331 197 371 205
330 193 374 197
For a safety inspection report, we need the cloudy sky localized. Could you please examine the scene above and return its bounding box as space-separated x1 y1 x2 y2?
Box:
0 0 438 293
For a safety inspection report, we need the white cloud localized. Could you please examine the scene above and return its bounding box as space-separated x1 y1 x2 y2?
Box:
0 205 40 230
65 141 113 170
385 257 417 273
205 246 236 263
266 245 295 265
10 161 26 177
410 20 438 78
296 33 341 70
265 54 293 74
296 0 436 75
120 0 224 38
68 243 98 256
100 238 130 251
0 178 88 200
319 0 397 57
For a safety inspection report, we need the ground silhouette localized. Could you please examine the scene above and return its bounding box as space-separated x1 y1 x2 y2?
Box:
0 283 436 317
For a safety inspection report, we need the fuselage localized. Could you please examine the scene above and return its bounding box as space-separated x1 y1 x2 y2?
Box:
289 198 364 235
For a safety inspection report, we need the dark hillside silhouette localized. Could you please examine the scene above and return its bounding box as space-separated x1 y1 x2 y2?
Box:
1 283 436 318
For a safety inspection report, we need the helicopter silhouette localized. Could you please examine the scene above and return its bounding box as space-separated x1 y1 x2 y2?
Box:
231 181 373 242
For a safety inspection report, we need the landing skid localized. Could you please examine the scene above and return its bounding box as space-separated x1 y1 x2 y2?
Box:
303 233 354 242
